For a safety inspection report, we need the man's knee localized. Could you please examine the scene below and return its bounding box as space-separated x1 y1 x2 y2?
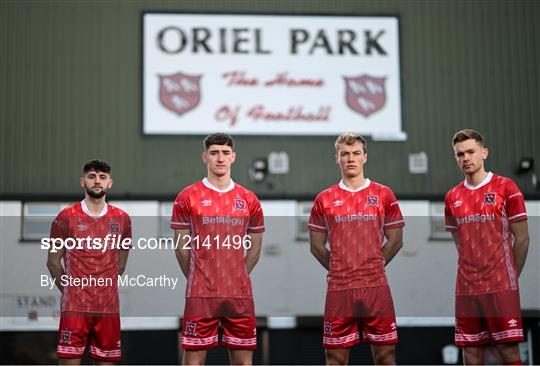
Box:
182 349 207 365
372 345 396 365
462 346 484 365
496 343 521 365
326 348 350 365
229 349 253 365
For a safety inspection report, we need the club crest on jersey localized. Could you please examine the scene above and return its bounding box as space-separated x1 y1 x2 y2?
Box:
109 223 120 235
61 329 72 344
324 321 332 336
201 199 212 207
76 223 88 231
483 192 496 205
366 195 379 207
233 198 247 212
159 72 202 116
185 321 197 336
508 319 518 327
344 74 386 117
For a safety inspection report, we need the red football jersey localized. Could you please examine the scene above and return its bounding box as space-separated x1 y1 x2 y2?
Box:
445 172 527 295
50 201 132 313
308 179 405 291
170 178 265 298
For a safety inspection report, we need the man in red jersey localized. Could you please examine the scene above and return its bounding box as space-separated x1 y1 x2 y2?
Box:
308 132 404 365
47 159 131 364
445 129 530 365
171 133 264 365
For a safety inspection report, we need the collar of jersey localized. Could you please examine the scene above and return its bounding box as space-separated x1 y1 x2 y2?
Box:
202 177 235 193
338 178 371 192
81 199 108 218
463 171 493 190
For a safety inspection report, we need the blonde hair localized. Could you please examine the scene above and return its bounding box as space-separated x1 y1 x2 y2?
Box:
334 132 367 153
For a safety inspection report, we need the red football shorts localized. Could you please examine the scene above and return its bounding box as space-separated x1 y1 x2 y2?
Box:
455 290 524 346
181 297 257 350
323 285 398 348
56 312 121 361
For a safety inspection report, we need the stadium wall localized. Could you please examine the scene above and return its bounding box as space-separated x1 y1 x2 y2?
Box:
1 0 539 198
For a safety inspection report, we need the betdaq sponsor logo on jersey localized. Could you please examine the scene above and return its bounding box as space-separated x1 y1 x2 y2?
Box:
334 212 377 223
455 213 495 226
202 216 245 226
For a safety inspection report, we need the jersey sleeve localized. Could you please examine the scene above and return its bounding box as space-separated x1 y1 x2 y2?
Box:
382 187 405 229
444 192 458 232
247 195 265 234
307 195 327 233
50 210 69 240
505 179 527 223
170 190 192 230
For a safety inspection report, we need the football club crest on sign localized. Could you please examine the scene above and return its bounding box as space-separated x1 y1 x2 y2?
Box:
344 75 386 117
483 193 496 205
233 198 247 213
159 72 202 116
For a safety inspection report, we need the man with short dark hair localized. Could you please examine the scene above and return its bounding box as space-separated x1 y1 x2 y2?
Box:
47 159 131 364
445 129 530 365
171 133 264 365
309 132 404 365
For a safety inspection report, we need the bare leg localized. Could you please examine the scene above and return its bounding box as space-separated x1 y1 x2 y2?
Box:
182 349 207 365
59 358 82 365
325 348 350 365
94 360 115 365
371 344 396 365
495 342 521 364
462 346 485 365
228 349 253 365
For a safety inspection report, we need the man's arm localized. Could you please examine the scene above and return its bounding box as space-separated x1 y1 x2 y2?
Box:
510 220 530 278
46 247 65 293
309 231 330 271
174 229 191 278
245 233 262 274
451 232 460 250
381 227 403 265
118 249 129 276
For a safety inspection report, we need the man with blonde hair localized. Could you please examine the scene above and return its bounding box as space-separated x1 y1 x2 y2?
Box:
309 132 404 365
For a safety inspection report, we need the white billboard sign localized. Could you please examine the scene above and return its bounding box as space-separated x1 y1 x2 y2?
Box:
143 13 404 139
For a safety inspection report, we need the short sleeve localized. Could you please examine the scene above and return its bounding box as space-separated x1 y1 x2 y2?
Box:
170 191 192 230
382 188 405 229
247 196 265 234
505 180 527 223
444 193 457 232
307 196 327 233
50 211 68 240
